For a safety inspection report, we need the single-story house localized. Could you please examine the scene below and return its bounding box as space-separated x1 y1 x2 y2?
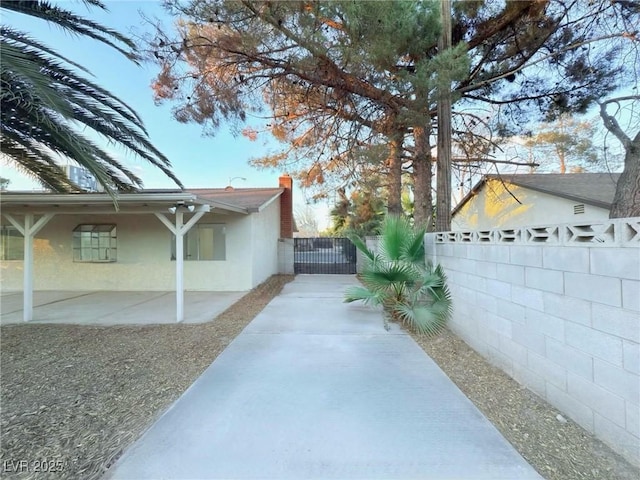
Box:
452 173 621 231
0 175 295 322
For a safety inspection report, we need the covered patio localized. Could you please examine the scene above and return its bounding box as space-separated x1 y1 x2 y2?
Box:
0 190 252 323
0 289 245 325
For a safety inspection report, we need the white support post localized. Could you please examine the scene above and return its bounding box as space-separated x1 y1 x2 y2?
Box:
23 215 34 322
175 211 185 322
154 213 176 235
4 213 54 322
155 207 208 322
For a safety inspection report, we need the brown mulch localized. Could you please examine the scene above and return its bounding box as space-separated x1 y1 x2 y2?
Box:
1 273 638 480
0 275 294 480
412 329 639 480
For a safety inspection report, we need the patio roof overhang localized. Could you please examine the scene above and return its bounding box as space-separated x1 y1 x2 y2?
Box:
0 191 249 215
0 191 248 324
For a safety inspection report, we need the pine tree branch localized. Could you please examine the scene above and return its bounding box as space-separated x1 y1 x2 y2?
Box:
598 96 640 148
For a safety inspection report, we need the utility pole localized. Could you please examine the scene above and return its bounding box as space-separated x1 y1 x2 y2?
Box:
436 0 452 231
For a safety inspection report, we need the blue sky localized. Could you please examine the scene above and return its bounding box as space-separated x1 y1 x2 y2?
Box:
2 1 328 218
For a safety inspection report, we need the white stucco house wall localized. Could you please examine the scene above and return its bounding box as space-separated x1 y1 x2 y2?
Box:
0 175 295 321
452 173 620 231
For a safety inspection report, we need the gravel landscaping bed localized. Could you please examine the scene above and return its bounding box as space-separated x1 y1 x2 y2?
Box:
1 273 637 480
0 275 294 480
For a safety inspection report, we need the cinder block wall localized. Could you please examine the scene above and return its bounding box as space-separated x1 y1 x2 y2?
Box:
425 218 640 466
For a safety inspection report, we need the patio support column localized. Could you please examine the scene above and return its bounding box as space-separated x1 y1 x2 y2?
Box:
155 206 209 322
3 213 55 322
175 211 185 322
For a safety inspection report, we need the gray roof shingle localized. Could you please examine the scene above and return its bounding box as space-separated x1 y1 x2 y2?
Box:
453 173 621 214
188 187 284 212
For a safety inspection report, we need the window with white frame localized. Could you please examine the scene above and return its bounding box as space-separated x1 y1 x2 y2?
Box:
171 224 226 261
0 226 24 260
73 224 117 262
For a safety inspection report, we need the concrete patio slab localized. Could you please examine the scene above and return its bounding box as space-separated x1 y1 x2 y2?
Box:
0 290 95 314
0 290 245 325
106 275 542 479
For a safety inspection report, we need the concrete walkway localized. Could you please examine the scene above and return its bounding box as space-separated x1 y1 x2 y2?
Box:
106 275 542 479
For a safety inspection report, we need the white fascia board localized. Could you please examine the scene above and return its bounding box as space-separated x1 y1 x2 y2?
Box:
0 192 196 205
251 191 284 213
0 193 248 214
201 199 248 215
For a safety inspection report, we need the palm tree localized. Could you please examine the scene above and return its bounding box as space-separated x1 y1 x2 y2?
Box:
0 0 183 195
344 215 452 335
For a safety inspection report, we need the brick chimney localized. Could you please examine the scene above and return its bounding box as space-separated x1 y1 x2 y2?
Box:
279 174 293 238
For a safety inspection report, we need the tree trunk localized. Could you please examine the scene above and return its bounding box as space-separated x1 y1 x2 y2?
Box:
558 115 566 173
599 98 640 218
413 124 433 229
386 133 403 216
610 131 640 218
435 0 452 231
558 148 566 174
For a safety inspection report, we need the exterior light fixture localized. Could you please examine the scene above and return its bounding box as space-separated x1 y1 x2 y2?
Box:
228 176 247 186
169 204 195 214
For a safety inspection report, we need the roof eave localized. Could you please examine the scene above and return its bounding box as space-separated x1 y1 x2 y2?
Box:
452 177 488 216
0 192 196 204
451 175 615 216
501 180 612 209
255 190 284 212
0 192 249 214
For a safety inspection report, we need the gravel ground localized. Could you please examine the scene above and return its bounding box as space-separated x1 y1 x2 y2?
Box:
0 275 294 480
1 273 638 480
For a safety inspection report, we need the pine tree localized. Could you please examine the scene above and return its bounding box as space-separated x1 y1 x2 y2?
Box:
150 0 637 229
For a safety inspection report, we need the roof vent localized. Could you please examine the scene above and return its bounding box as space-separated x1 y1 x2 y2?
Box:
574 204 585 214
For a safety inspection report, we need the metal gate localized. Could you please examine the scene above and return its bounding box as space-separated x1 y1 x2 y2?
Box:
294 237 357 274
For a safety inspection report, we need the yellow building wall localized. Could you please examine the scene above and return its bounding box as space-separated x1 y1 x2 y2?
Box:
452 179 610 231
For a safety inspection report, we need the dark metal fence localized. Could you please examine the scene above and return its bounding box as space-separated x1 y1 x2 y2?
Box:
294 237 357 274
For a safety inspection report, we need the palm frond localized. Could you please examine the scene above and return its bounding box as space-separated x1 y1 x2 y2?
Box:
2 26 88 73
1 31 145 126
360 261 419 289
344 286 384 306
1 36 77 118
348 233 375 262
0 7 183 194
1 1 139 62
379 215 405 260
2 107 120 196
428 265 452 302
393 303 448 336
401 223 426 264
0 137 79 191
